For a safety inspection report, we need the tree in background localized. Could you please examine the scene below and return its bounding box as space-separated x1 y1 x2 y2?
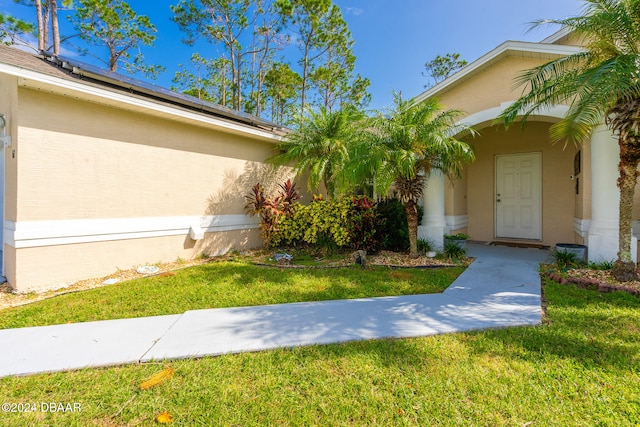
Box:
171 0 367 121
172 53 233 105
499 0 640 281
172 0 285 112
246 11 289 117
264 61 302 125
12 0 71 54
422 53 468 88
69 0 163 77
275 0 367 115
350 94 475 257
0 12 36 49
304 2 368 112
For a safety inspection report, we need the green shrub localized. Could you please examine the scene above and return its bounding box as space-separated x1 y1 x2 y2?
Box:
551 249 582 269
588 259 614 270
272 196 381 253
375 199 409 251
443 240 466 260
445 233 470 240
244 180 301 248
347 196 380 253
417 238 435 255
374 198 423 252
272 197 352 248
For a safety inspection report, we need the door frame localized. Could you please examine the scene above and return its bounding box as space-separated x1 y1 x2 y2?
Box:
494 152 542 241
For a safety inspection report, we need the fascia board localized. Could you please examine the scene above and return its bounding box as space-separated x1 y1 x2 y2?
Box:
0 62 282 143
541 27 573 44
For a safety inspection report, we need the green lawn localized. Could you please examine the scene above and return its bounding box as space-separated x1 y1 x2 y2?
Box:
1 268 639 426
0 260 464 329
0 281 638 426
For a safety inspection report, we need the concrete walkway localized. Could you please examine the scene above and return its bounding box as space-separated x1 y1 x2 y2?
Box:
0 244 549 378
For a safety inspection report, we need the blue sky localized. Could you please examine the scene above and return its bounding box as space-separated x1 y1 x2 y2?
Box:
1 0 583 110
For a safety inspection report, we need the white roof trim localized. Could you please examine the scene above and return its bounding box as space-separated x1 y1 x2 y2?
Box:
0 62 282 143
458 103 569 129
413 40 583 104
540 27 572 44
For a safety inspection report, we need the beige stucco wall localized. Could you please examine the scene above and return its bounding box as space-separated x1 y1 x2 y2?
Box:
464 122 576 245
437 56 554 117
445 169 467 217
12 229 262 292
15 88 289 221
5 86 299 291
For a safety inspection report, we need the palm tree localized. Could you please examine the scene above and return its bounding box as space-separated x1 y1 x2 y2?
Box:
269 106 364 199
499 0 640 281
352 93 475 258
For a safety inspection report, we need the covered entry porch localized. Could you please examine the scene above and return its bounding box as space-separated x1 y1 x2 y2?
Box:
418 112 637 264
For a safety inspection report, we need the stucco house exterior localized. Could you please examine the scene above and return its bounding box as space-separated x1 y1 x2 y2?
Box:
0 44 296 292
416 28 638 264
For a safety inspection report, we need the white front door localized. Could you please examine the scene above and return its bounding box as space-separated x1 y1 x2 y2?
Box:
495 152 542 240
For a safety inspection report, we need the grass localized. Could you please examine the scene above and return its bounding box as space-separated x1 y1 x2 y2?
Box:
0 280 638 426
0 260 464 329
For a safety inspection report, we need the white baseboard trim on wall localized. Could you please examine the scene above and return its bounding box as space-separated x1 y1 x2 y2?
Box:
445 215 469 230
573 217 590 238
4 215 259 249
573 218 640 239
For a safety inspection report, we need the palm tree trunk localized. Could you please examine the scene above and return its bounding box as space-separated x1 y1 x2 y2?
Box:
405 200 419 258
613 140 640 281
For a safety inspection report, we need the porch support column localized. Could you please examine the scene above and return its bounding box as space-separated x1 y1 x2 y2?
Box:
418 170 446 250
586 124 637 262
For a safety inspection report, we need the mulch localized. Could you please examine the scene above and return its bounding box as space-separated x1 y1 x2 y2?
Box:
541 268 640 297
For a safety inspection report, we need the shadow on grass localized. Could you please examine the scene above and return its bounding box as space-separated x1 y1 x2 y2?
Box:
0 262 464 329
460 282 640 372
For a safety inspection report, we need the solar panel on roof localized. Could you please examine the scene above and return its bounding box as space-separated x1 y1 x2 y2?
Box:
52 54 283 131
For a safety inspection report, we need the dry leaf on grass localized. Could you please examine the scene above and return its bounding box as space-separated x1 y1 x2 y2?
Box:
140 367 175 390
156 411 173 423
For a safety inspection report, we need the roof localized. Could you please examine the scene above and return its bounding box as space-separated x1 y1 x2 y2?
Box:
413 33 583 104
0 44 285 138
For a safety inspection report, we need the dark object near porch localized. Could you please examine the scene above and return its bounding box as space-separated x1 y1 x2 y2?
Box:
555 243 587 264
351 250 367 268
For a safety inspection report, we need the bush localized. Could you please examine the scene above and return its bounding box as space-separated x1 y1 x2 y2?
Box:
443 240 466 260
270 195 381 253
244 180 302 248
347 196 381 253
551 249 582 269
589 260 614 270
374 199 423 252
272 196 351 249
246 185 401 254
417 238 435 255
445 233 470 240
374 199 408 251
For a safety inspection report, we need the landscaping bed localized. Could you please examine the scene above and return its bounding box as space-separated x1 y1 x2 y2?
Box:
541 267 640 297
238 249 467 269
